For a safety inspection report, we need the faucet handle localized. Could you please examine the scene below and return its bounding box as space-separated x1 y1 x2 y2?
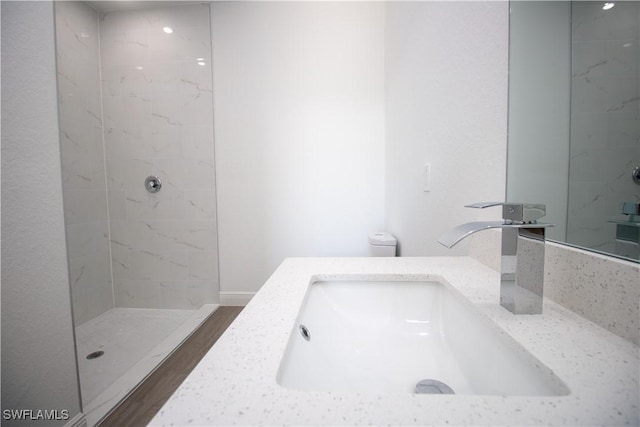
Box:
464 201 504 209
503 203 546 223
464 202 546 224
622 201 640 215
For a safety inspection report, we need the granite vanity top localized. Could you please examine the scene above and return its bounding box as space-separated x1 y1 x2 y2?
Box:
149 256 639 426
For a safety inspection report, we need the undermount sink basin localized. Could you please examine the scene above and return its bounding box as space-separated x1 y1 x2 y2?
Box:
276 277 569 396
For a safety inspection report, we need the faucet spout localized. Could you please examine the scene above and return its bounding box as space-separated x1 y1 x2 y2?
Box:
437 221 507 248
438 203 553 315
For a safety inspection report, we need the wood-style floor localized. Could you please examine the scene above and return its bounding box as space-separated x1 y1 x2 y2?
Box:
98 306 243 427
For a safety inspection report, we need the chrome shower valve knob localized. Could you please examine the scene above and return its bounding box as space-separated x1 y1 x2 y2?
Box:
145 176 162 193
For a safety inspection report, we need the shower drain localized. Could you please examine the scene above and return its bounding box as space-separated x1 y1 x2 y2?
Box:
86 350 104 360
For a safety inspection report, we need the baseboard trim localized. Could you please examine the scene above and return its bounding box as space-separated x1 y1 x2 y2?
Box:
220 291 254 306
65 412 87 427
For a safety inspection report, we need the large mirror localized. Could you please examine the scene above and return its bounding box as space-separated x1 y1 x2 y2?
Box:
507 0 639 262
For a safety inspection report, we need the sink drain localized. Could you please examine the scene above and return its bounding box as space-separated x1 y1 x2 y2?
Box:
299 324 311 341
415 379 455 394
86 350 104 360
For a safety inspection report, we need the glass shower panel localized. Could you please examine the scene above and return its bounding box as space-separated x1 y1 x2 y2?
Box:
54 2 219 423
55 1 113 326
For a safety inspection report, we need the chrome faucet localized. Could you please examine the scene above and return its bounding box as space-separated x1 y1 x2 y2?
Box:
438 202 553 315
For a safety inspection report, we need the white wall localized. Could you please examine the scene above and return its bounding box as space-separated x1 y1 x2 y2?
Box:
212 2 386 295
507 1 571 242
1 2 82 425
385 1 509 256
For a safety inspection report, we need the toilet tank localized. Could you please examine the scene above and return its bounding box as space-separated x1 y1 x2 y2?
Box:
368 232 397 257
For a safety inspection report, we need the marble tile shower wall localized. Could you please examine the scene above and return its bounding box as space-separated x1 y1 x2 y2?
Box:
568 1 639 252
100 4 219 309
55 2 114 325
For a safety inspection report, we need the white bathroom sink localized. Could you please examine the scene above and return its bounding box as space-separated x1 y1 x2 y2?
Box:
277 278 569 396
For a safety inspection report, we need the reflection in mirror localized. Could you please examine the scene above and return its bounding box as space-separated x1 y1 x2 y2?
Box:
507 1 639 262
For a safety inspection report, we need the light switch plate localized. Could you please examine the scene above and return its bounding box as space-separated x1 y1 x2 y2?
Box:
424 163 431 192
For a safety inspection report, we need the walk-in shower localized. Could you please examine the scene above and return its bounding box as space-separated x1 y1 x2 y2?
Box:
54 2 219 424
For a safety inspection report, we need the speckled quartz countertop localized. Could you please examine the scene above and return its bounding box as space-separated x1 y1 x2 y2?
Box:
149 257 639 426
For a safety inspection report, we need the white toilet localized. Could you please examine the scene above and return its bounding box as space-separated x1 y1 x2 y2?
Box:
368 232 397 257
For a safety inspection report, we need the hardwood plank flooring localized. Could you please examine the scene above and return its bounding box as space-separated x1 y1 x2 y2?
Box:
98 306 243 427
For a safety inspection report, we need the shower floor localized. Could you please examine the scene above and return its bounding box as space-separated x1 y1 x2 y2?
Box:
75 306 217 425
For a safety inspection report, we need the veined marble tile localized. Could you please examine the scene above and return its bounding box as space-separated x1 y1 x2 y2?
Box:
100 95 121 130
63 189 109 225
149 4 211 30
69 251 111 291
162 4 212 29
130 250 189 281
572 40 608 80
121 95 154 133
66 221 110 258
152 188 186 221
181 125 215 159
55 1 114 326
159 281 216 309
184 220 218 250
151 93 185 131
608 111 639 148
148 126 182 158
181 92 214 126
108 158 153 191
100 9 155 35
69 251 113 324
567 181 606 216
151 220 200 251
60 127 107 190
606 75 639 113
122 64 154 97
99 3 217 310
185 190 217 220
148 25 211 63
184 158 216 188
110 220 151 252
146 60 182 94
154 157 186 189
113 279 162 308
572 1 640 42
109 242 131 281
188 250 219 281
607 39 639 76
180 60 213 96
100 63 150 98
571 112 608 149
100 29 150 66
107 190 127 220
102 95 152 133
572 76 608 113
58 0 219 323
